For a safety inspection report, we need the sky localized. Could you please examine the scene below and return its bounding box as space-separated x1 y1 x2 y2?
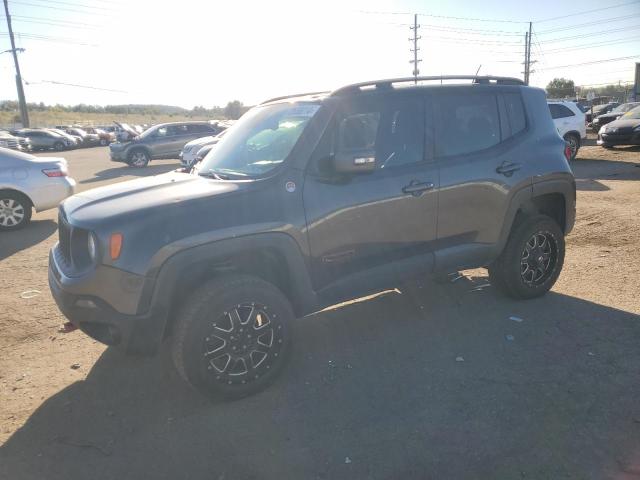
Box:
1 0 639 108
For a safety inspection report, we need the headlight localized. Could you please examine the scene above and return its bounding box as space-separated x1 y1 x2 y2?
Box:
599 125 606 134
593 118 599 124
87 232 98 262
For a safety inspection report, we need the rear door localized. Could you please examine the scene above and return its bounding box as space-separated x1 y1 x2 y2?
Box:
303 92 439 300
549 103 575 137
434 89 532 270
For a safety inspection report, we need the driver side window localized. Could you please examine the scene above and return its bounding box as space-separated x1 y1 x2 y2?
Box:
336 98 425 170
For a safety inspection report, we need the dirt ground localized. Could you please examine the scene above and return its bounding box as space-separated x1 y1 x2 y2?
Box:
1 137 639 479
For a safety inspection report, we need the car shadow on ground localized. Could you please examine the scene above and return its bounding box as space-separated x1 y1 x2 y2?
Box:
0 219 57 261
2 275 640 480
572 157 640 183
80 163 180 184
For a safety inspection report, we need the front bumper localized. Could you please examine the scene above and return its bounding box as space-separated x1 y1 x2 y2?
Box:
109 147 127 162
598 132 640 146
48 247 167 355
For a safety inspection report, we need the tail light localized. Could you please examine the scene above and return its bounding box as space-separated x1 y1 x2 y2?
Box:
42 168 68 177
564 144 572 161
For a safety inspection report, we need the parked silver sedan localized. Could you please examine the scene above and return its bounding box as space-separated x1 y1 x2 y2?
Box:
0 147 76 230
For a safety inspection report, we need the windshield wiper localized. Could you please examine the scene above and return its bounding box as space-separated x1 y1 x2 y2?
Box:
199 169 230 180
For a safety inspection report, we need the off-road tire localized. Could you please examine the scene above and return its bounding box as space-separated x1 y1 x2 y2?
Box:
489 214 565 299
171 274 293 401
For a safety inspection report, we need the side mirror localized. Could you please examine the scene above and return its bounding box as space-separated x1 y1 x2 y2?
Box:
333 151 376 173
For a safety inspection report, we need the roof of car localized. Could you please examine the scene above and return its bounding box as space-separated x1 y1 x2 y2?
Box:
261 75 527 106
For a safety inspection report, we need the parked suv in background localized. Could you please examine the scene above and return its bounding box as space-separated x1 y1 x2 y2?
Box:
49 76 575 400
547 101 586 160
109 121 220 167
13 129 74 151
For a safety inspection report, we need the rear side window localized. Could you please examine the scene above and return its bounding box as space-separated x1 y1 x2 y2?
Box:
504 93 526 136
548 104 575 119
435 94 500 157
188 124 214 134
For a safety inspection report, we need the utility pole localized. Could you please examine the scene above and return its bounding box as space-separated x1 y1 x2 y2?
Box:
3 0 29 127
525 21 533 85
523 32 529 84
409 14 421 84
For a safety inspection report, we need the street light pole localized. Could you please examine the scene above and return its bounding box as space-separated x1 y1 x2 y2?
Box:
3 0 30 127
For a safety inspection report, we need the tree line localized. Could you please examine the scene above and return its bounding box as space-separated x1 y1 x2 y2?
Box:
0 100 249 120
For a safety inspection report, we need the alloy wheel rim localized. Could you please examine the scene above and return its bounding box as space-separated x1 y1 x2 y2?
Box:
0 198 25 227
568 137 577 156
520 231 557 286
202 303 284 385
132 152 146 166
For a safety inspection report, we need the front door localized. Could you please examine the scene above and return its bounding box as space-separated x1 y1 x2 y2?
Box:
303 92 439 300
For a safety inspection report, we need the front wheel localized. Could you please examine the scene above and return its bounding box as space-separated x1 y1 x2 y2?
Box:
127 149 150 167
100 138 108 146
489 214 565 299
53 141 65 152
172 275 293 401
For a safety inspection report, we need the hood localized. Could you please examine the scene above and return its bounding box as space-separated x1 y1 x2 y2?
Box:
114 122 139 138
605 118 640 129
63 171 241 225
594 111 623 121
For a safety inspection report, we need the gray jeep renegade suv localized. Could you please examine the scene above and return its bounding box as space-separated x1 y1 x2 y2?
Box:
49 76 575 400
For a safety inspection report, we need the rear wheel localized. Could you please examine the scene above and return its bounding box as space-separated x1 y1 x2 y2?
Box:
563 133 580 161
489 214 564 299
172 275 293 401
100 138 108 146
127 149 150 167
0 192 32 231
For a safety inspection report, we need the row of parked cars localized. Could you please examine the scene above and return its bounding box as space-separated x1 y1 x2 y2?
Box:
546 99 640 154
0 125 118 152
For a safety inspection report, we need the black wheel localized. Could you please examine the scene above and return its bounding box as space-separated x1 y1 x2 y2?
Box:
53 141 65 152
172 275 293 400
602 144 614 150
100 138 108 146
563 134 579 161
0 191 32 231
489 214 564 299
127 149 150 167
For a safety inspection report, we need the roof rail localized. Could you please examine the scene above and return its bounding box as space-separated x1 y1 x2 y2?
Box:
330 75 525 96
260 91 330 105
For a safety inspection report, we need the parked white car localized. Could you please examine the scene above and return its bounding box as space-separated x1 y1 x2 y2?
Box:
547 101 587 160
179 129 228 168
0 147 75 230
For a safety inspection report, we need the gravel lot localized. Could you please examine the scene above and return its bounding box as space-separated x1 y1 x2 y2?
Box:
1 138 639 479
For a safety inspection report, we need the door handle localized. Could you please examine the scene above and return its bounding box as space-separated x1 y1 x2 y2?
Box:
402 180 435 197
496 162 521 176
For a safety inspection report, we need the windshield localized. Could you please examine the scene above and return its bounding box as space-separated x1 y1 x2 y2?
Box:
622 106 640 119
198 102 320 178
615 103 640 114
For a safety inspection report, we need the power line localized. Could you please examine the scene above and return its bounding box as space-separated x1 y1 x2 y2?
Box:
537 24 640 43
20 0 117 11
356 9 528 24
535 0 640 23
542 36 640 54
0 31 98 46
7 0 116 16
26 79 128 93
536 55 640 71
537 13 640 34
1 15 100 29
